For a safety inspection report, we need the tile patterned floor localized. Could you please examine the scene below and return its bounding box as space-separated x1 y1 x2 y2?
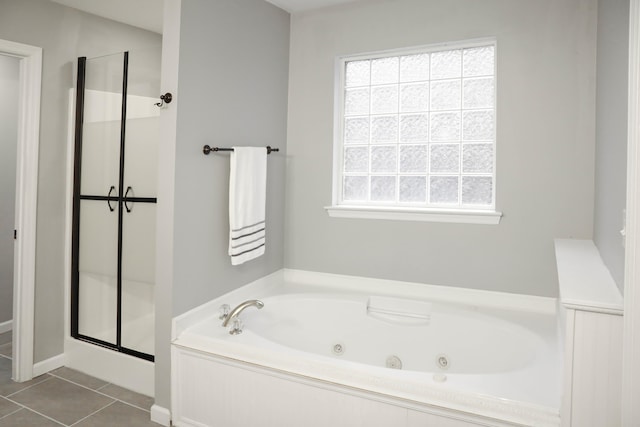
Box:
0 332 161 426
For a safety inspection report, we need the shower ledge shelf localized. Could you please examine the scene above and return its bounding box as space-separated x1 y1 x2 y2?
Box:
554 238 623 315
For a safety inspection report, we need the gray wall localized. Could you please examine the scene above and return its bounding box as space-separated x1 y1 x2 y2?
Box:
171 0 289 316
0 54 19 325
593 0 629 294
0 0 161 363
153 0 289 410
285 0 598 298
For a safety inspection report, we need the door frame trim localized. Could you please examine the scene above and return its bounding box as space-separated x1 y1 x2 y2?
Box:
623 0 640 423
1 39 42 382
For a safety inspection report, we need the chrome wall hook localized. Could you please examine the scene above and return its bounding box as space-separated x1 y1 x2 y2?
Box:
155 92 173 107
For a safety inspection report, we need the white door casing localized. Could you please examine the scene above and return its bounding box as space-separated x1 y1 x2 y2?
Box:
623 0 640 424
0 38 42 383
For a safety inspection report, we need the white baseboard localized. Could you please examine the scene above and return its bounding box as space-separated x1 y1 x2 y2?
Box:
0 320 12 334
150 404 171 426
32 353 66 377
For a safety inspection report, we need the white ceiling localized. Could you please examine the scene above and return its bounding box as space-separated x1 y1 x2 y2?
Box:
265 0 360 13
50 0 164 34
50 0 360 34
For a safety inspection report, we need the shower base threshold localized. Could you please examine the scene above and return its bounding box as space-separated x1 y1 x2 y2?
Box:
64 336 154 397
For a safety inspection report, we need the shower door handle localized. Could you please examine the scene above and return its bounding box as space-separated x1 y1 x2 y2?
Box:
107 186 116 212
124 186 133 213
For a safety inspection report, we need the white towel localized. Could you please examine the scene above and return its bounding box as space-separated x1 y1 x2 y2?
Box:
228 147 267 265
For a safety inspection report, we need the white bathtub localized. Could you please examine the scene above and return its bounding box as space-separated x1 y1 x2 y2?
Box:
172 270 561 427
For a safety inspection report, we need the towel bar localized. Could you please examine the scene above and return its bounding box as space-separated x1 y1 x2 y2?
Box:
203 145 279 155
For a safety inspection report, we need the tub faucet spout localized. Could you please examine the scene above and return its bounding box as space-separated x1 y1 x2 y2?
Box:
221 300 264 333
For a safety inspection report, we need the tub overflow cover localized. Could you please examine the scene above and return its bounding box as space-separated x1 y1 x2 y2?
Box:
437 354 450 370
386 355 402 369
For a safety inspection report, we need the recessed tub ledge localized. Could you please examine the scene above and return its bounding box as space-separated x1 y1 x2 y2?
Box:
554 238 624 315
172 269 560 427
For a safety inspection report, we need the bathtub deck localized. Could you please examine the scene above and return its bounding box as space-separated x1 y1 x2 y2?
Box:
172 269 561 426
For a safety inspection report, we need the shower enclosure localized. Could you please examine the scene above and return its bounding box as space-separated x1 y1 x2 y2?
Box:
71 51 158 362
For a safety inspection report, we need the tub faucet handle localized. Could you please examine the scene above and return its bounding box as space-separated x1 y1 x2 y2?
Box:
229 317 243 335
219 304 230 320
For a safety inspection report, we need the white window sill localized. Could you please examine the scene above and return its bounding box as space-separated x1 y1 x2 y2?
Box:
325 205 503 225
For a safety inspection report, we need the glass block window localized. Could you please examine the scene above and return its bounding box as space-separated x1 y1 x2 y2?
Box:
335 40 496 210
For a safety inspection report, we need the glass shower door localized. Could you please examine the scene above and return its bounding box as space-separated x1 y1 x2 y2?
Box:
72 51 157 361
120 50 159 357
74 52 124 347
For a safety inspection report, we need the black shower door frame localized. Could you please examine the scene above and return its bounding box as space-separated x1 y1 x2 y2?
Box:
71 52 156 362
